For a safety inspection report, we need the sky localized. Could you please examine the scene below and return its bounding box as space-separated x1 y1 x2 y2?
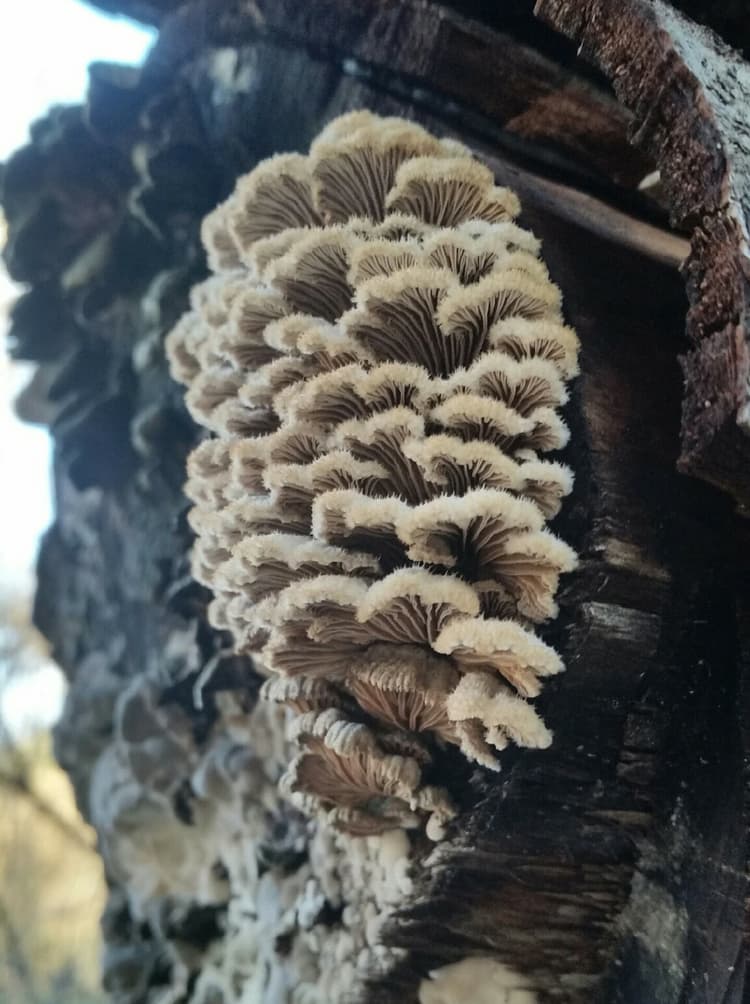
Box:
0 0 155 735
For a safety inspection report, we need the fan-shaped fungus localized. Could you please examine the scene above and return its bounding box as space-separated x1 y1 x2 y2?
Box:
167 111 579 838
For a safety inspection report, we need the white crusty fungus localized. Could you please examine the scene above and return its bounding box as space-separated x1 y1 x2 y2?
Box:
419 957 538 1004
167 110 579 839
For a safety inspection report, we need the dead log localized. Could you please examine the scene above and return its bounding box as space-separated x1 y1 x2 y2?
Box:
4 1 750 1001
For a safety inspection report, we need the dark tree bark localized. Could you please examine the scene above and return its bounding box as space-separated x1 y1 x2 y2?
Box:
4 1 750 1002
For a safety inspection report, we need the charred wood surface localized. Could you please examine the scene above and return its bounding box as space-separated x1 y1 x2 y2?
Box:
536 0 750 510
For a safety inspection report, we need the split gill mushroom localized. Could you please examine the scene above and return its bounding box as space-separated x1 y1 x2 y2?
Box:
166 110 579 840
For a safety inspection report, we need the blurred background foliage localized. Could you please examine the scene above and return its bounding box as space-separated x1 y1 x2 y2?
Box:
0 5 155 1000
0 589 106 1004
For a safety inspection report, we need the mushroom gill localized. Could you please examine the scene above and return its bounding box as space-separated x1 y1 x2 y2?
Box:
167 111 579 839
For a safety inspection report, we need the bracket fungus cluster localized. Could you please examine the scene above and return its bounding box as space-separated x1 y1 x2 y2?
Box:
167 111 579 840
92 681 415 1002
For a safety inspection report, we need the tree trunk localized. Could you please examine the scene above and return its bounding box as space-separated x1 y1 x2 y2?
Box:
3 1 750 1001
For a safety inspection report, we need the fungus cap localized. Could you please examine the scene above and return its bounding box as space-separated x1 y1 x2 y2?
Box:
167 110 579 840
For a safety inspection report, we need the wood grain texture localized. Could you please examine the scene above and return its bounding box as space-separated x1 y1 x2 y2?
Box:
143 0 650 190
535 0 750 509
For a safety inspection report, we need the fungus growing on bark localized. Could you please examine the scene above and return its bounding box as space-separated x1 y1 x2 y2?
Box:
280 708 454 837
167 111 579 836
229 153 322 250
386 156 520 227
200 198 242 273
419 957 538 1004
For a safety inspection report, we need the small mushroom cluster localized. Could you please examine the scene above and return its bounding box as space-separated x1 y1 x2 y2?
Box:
167 111 579 839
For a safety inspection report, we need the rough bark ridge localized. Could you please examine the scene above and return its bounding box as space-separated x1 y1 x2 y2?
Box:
537 0 750 509
3 1 750 1002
